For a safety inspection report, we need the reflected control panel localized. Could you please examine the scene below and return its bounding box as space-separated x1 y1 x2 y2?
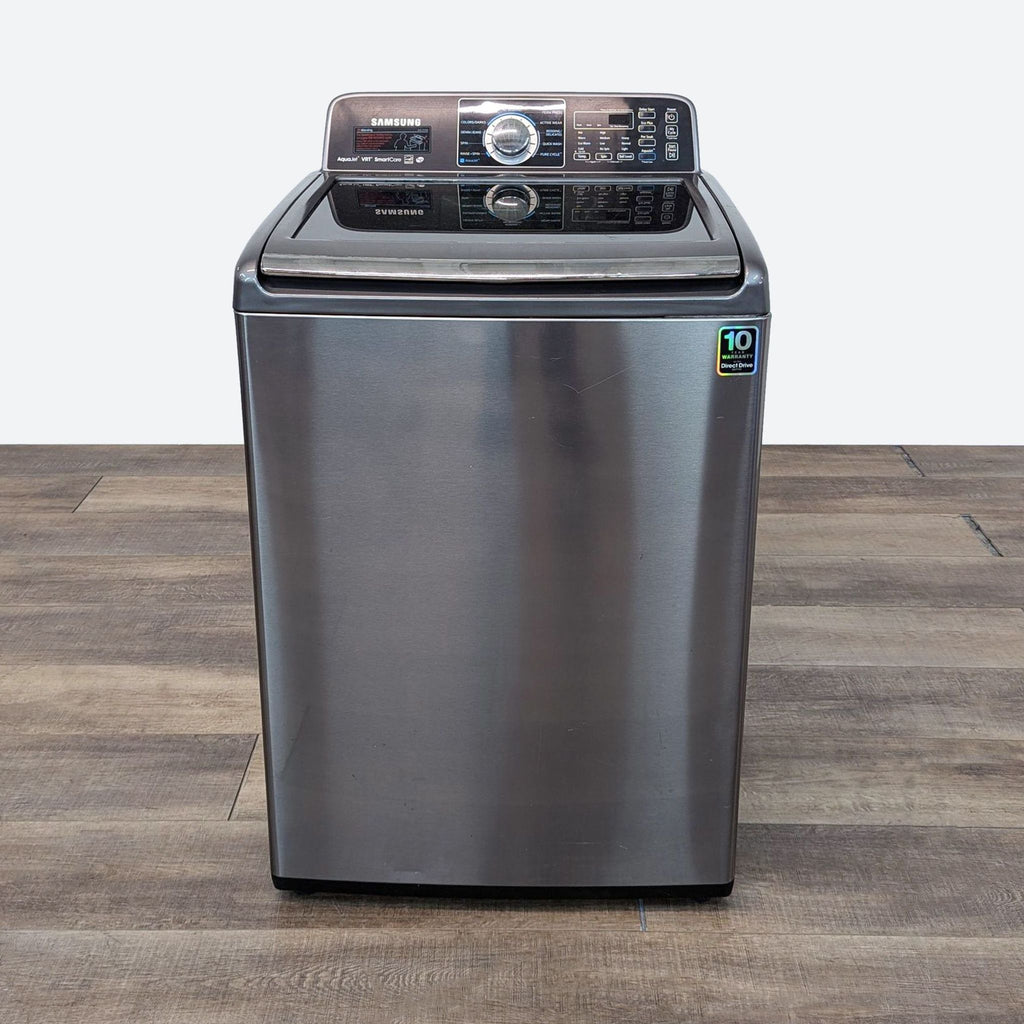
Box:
323 94 698 174
325 179 695 233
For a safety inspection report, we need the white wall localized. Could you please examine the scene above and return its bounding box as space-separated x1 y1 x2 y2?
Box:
2 1 1020 443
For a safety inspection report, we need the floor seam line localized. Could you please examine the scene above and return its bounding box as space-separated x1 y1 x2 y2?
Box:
895 445 926 476
228 734 259 821
70 476 104 513
961 514 1004 557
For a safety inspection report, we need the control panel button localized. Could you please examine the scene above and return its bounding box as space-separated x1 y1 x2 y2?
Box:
664 108 678 123
638 135 657 148
574 150 591 161
664 185 677 198
616 152 635 160
665 142 679 160
595 151 613 161
638 107 656 120
665 124 679 139
638 150 657 163
639 121 657 133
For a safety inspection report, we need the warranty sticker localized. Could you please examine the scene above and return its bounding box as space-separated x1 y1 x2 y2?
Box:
717 326 760 376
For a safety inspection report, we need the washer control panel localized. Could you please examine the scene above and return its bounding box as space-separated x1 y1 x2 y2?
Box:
323 94 697 174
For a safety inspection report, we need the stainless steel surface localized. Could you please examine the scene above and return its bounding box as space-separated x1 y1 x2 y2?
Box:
238 314 767 887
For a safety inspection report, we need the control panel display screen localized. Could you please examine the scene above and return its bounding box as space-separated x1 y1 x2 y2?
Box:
574 111 634 130
354 126 431 153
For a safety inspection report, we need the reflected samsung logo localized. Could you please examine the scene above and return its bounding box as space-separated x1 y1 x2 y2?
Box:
369 117 422 126
375 208 425 216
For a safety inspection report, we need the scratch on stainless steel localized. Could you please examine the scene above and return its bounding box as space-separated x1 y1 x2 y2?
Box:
256 253 743 283
238 314 767 888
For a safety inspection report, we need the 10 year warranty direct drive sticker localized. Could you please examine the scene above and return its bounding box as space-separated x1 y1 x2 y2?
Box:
717 325 760 376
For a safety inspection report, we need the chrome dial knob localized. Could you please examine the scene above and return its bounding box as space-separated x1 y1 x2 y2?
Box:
483 113 540 165
484 184 539 223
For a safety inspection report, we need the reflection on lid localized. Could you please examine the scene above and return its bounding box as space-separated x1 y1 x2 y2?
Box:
327 179 694 234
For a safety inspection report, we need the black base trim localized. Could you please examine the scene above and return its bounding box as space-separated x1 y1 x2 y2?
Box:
272 874 733 899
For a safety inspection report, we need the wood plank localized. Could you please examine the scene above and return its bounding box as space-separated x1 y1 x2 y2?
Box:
749 606 1024 667
0 822 1016 937
2 930 1021 1024
747 664 1024 702
0 512 250 555
755 513 983 557
77 475 248 514
973 515 1024 557
0 734 255 821
0 475 100 512
0 444 245 475
0 555 251 604
745 666 1024 740
0 665 260 733
760 445 915 477
903 445 1024 478
758 476 1024 514
752 556 1024 607
646 824 1024 937
741 734 1024 826
0 821 636 931
0 604 256 666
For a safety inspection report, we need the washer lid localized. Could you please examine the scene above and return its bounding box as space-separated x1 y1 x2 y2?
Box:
260 175 741 283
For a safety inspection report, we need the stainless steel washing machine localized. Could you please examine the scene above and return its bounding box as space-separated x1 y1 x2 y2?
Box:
234 93 769 895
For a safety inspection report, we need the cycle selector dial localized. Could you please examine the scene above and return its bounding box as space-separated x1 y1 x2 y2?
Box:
483 113 540 165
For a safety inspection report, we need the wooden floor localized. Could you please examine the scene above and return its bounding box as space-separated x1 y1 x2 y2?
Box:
1 444 1023 1023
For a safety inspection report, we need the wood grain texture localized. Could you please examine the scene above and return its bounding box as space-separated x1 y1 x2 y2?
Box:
749 606 1024 667
760 445 915 477
758 476 1024 514
0 665 260 733
0 822 1018 937
2 930 1021 1024
745 666 1024 739
0 555 251 604
0 603 256 666
741 734 1024 826
0 821 636 931
0 444 246 475
77 475 248 514
972 515 1024 557
902 445 1024 478
0 475 100 512
754 513 983 557
752 556 1024 607
0 733 255 821
647 824 1024 937
0 512 250 554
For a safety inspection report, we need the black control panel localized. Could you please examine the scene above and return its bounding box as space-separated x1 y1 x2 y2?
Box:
323 94 698 174
326 179 694 233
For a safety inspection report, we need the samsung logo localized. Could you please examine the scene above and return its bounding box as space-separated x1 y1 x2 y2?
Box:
375 208 425 216
369 117 422 126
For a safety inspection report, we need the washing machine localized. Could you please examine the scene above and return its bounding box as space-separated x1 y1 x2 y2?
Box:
234 93 769 895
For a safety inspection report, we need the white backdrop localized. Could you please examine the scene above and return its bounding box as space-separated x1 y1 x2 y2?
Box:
1 1 1019 443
